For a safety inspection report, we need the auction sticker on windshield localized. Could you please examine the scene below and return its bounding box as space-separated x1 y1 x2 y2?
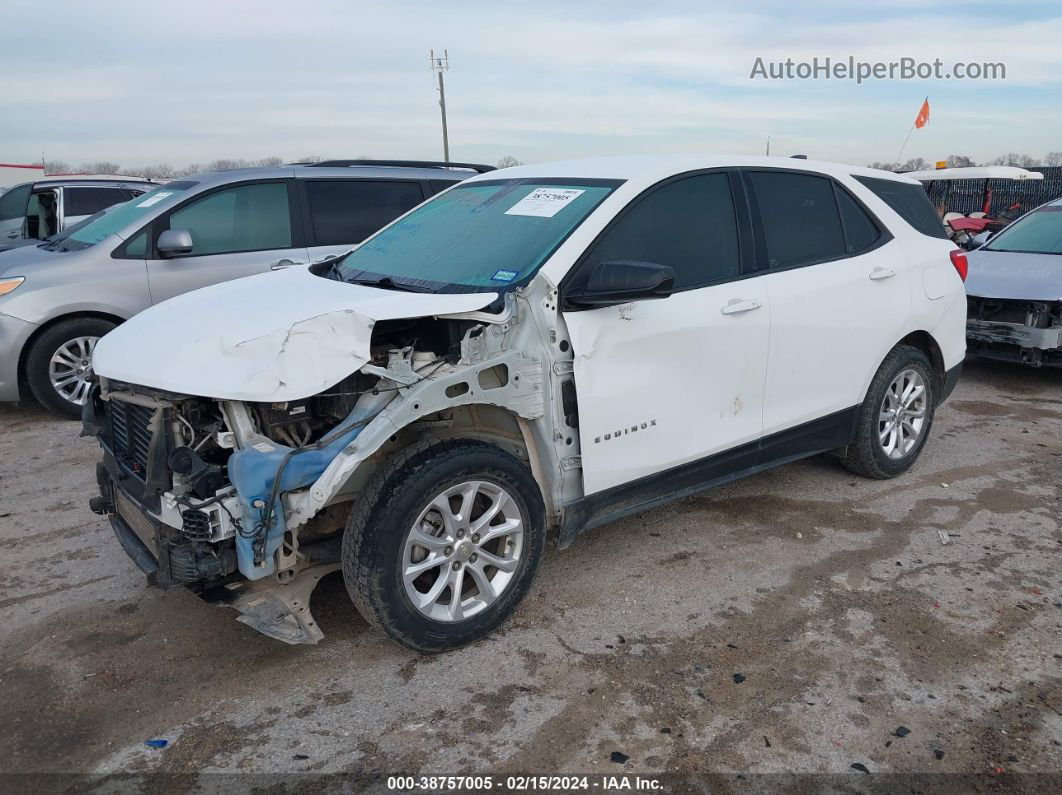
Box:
136 191 174 208
505 187 585 218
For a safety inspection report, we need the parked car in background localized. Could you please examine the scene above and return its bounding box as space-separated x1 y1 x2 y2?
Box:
84 155 966 650
0 160 492 417
0 177 156 249
966 197 1062 367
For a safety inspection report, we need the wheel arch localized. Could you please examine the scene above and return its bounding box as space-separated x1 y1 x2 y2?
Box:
860 329 945 405
18 310 125 385
329 403 557 526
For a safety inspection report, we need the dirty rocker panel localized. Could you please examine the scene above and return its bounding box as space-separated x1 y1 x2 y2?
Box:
558 406 860 548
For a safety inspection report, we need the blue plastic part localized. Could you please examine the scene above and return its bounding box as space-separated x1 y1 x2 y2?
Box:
228 424 366 580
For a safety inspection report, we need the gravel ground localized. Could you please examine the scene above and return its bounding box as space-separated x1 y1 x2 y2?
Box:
1 360 1059 790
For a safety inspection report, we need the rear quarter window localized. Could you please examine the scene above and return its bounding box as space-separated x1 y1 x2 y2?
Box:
855 176 948 239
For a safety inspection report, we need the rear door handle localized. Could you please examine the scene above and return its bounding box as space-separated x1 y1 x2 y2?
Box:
869 266 896 281
720 298 762 315
270 258 306 270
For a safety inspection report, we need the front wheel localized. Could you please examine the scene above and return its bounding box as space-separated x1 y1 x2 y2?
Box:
25 317 116 419
342 439 546 651
840 345 936 479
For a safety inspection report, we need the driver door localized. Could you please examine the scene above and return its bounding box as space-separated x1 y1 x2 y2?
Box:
561 171 770 495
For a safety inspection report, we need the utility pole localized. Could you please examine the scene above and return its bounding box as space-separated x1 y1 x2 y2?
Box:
766 136 770 156
430 49 450 163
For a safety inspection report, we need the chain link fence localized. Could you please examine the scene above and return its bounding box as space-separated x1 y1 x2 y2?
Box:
923 166 1062 215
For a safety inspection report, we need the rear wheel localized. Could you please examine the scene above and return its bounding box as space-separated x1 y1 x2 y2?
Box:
25 317 116 419
342 439 546 651
840 345 936 479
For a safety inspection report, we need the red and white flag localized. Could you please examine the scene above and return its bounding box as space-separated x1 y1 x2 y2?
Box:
914 98 930 129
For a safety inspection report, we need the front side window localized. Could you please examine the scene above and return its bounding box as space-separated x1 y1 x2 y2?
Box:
166 182 291 256
983 205 1062 255
333 179 619 292
61 181 196 252
64 187 127 218
305 180 423 246
580 172 740 289
749 171 847 268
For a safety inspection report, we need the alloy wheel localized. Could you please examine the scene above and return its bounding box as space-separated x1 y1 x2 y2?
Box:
401 479 525 623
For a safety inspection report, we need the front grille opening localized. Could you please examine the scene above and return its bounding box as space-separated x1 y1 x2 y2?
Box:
110 400 156 480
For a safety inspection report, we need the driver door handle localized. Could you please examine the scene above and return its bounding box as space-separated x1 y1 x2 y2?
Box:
270 258 306 270
869 266 896 281
720 298 762 315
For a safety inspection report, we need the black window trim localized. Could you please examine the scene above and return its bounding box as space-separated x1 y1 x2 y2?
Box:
740 167 893 274
295 177 429 248
559 167 754 310
112 177 303 260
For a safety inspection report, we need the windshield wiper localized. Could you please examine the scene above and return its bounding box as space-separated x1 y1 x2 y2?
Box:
348 275 432 293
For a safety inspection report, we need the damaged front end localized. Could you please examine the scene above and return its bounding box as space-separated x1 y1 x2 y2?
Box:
966 296 1062 367
86 291 563 644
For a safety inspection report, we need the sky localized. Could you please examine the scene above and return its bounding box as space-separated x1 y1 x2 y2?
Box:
2 0 1060 170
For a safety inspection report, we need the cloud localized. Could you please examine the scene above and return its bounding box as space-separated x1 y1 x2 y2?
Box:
1 0 1059 167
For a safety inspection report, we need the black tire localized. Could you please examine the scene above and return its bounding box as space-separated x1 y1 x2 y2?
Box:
840 345 936 479
341 438 546 652
25 317 116 419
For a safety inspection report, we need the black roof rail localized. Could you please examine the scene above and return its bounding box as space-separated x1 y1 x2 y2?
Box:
305 159 495 173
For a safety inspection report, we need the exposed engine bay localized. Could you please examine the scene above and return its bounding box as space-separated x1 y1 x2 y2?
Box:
86 292 573 644
966 297 1062 367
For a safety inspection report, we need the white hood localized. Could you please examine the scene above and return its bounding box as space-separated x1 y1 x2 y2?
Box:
92 266 497 401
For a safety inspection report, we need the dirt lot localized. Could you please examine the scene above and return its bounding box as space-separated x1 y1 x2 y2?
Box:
1 360 1059 788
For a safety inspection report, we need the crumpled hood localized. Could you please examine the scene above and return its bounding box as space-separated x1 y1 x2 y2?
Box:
92 266 496 401
965 250 1062 301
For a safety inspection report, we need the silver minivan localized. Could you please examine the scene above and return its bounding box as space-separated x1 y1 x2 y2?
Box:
0 161 491 416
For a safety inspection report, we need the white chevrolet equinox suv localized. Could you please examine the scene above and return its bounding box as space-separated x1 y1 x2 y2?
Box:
85 155 967 650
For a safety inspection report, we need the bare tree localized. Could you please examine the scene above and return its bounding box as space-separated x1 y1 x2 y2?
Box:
990 153 1039 168
1043 152 1062 166
899 157 928 172
127 164 177 180
207 158 253 172
254 156 284 168
496 155 523 169
175 163 204 177
945 154 976 168
78 161 122 175
296 154 324 164
44 160 71 175
868 161 901 171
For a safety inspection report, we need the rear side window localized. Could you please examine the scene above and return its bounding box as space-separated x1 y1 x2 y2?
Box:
167 182 292 255
582 172 741 290
305 180 424 245
855 176 948 239
64 187 126 217
748 171 846 268
836 188 881 254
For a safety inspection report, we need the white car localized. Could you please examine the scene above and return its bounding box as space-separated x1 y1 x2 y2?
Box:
85 155 967 650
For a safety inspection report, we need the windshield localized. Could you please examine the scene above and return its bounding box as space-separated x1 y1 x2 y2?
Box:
334 179 620 293
56 181 197 252
984 205 1062 255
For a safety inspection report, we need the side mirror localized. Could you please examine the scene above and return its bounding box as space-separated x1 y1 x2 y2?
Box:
157 228 193 258
566 261 676 308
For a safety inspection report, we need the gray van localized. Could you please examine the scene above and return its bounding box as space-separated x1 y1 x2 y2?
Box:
0 160 492 416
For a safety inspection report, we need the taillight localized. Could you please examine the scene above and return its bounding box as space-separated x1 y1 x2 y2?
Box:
949 249 968 282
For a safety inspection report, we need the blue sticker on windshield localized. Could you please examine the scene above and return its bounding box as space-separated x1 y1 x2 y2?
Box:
491 270 518 282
